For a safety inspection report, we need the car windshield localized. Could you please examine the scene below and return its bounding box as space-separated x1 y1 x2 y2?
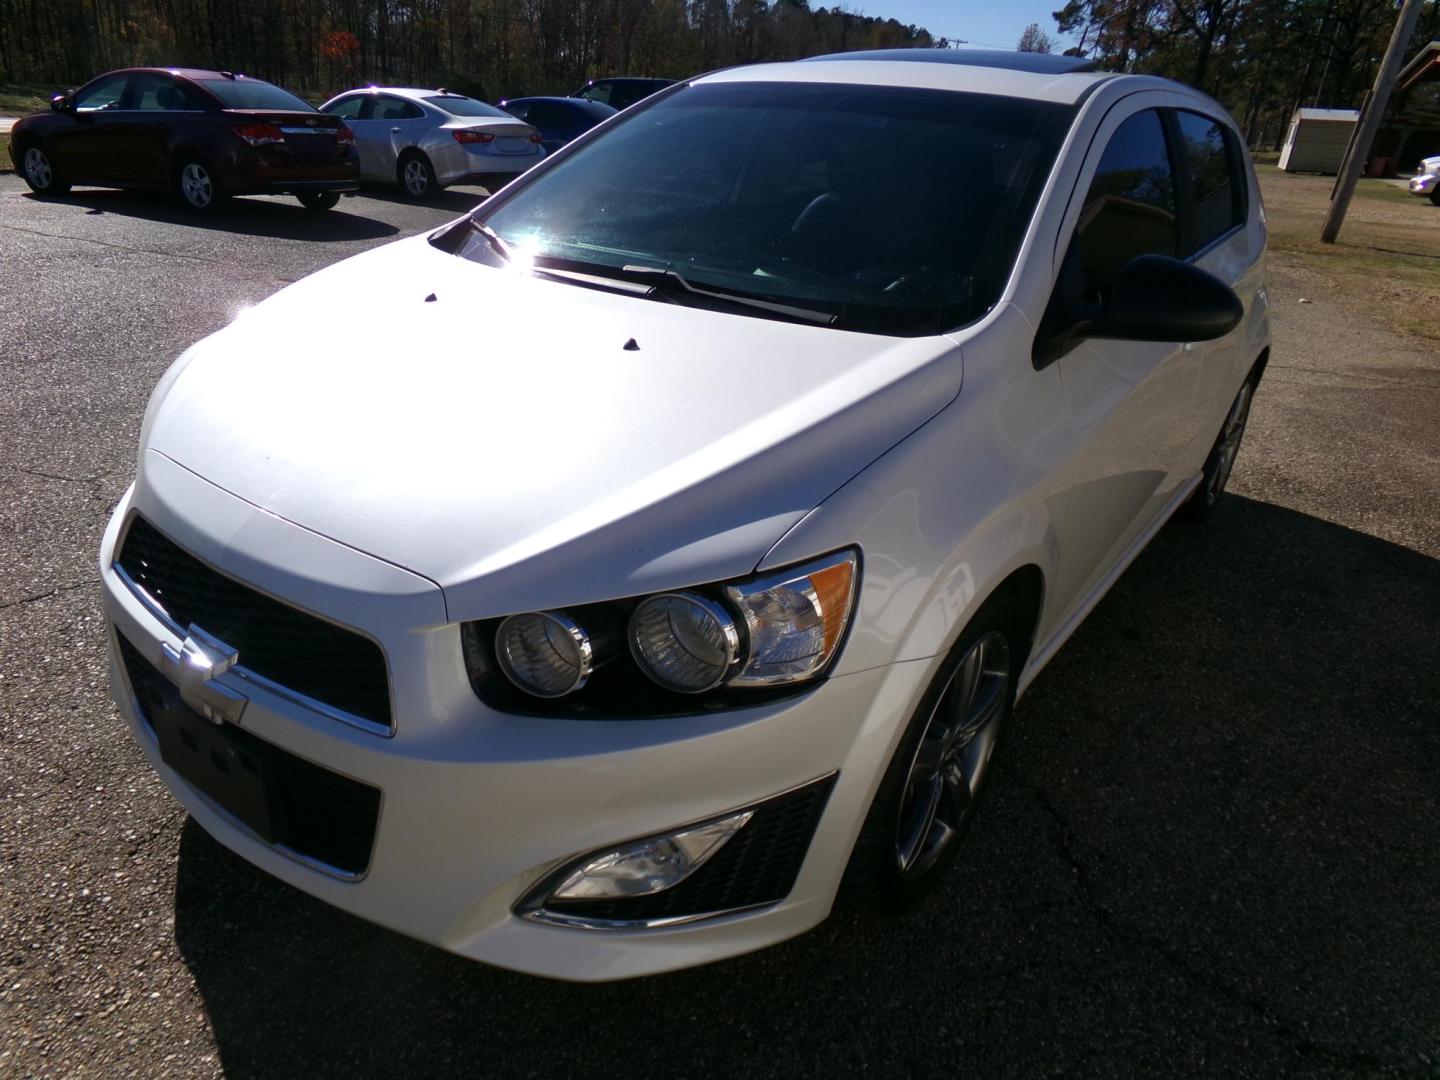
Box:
199 78 315 112
426 95 512 118
461 81 1073 335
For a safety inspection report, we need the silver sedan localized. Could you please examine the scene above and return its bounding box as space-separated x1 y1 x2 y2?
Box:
319 87 545 198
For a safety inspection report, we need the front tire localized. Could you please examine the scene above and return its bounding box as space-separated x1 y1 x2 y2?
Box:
1178 375 1256 524
842 595 1021 911
1430 186 1440 207
20 143 70 196
397 152 437 200
175 158 226 213
297 191 340 211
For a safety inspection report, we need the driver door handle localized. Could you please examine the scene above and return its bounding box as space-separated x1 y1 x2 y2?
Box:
390 126 402 133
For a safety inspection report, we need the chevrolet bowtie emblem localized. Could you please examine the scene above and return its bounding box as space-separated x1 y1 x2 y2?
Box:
160 624 247 725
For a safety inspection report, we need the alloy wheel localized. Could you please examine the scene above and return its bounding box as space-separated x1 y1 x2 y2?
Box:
1205 382 1254 504
894 631 1011 879
24 147 52 190
403 159 429 196
181 163 214 208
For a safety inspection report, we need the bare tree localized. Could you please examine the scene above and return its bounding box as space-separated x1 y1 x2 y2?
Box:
1018 21 1056 52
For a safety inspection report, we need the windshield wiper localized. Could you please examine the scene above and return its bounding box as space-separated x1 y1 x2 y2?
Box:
621 265 836 326
467 218 514 262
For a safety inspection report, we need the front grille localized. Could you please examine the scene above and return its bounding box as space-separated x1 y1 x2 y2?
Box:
118 631 381 876
538 775 836 924
116 515 392 730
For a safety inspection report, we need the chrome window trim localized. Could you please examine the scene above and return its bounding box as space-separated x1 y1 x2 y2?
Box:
112 560 395 739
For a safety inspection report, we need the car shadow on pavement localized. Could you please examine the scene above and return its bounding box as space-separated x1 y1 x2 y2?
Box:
172 495 1440 1077
26 188 401 241
353 184 492 214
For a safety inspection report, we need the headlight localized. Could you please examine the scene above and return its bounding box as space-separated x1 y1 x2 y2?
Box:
494 610 593 698
629 592 741 693
724 551 858 686
461 548 859 709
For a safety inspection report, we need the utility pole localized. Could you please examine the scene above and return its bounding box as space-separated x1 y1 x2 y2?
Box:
1320 0 1425 243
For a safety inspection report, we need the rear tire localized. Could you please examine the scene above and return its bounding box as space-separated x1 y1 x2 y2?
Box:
297 191 340 211
1430 186 1440 207
175 157 227 213
397 152 437 200
19 143 70 196
1178 373 1257 524
840 593 1022 912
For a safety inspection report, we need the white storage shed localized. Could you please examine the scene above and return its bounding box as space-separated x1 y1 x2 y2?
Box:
1279 108 1360 173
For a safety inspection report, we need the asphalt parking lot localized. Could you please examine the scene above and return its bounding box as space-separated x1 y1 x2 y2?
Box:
1 174 1437 1079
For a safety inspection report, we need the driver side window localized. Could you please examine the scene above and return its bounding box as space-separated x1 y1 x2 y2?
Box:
75 73 131 112
1076 109 1177 299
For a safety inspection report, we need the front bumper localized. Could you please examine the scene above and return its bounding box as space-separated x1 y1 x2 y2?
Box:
100 456 928 981
1408 173 1438 196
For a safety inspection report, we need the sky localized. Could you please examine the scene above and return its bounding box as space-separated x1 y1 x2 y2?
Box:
861 0 1079 53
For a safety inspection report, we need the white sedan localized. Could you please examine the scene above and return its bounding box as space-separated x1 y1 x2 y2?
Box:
102 49 1269 981
318 86 545 198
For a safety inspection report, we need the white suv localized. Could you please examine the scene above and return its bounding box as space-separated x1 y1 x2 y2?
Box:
102 49 1269 981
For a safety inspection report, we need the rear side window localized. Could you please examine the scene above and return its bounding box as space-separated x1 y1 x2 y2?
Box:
132 74 192 111
373 96 424 121
1075 109 1177 294
1174 110 1246 254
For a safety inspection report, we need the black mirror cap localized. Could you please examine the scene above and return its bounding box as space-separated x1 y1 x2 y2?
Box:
1089 254 1243 344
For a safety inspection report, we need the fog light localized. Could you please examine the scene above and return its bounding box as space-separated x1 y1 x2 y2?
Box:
549 810 754 901
495 611 592 698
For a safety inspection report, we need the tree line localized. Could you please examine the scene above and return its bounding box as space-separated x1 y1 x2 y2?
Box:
0 0 939 100
1053 0 1440 148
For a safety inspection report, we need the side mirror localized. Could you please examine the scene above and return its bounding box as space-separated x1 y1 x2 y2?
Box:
1033 252 1243 369
1087 254 1244 343
50 92 73 113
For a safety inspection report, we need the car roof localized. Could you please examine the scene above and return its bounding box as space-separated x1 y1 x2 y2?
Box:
335 87 476 101
804 48 1100 75
99 67 278 83
699 50 1117 105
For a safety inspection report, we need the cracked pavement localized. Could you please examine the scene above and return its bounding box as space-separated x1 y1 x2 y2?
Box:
1 173 1438 1078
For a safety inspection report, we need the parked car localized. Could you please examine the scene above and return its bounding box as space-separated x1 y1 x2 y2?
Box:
571 76 674 111
1408 153 1440 204
8 68 359 212
497 96 616 153
102 49 1269 981
318 87 544 198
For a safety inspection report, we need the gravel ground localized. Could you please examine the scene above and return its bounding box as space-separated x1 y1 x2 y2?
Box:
1 174 1437 1079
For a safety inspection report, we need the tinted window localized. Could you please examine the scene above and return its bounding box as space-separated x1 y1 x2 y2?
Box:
198 78 314 112
132 74 191 111
1076 109 1177 295
525 101 568 132
468 82 1073 335
323 95 365 119
373 96 423 121
1175 110 1245 254
75 73 129 112
501 102 529 121
578 83 611 105
424 95 512 118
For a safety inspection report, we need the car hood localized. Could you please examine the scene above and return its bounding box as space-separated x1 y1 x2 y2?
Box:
144 232 963 619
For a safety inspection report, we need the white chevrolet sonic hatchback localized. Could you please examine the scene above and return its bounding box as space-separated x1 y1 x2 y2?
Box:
102 49 1269 980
